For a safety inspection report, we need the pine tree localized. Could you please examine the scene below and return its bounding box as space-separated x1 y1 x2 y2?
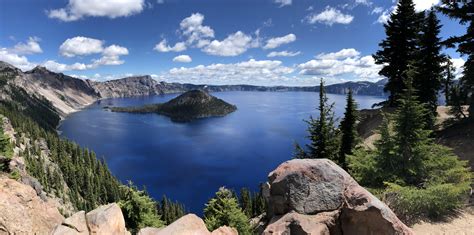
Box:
449 84 467 120
305 79 339 160
392 78 432 185
373 0 423 107
443 56 456 105
439 0 474 120
414 10 445 128
338 89 358 170
204 187 251 235
239 188 253 218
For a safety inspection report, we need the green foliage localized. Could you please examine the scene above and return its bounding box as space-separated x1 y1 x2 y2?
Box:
159 195 186 225
349 80 472 222
239 187 266 218
338 89 358 170
439 0 474 120
119 182 164 233
0 127 13 157
204 187 251 235
443 56 455 105
413 10 445 128
384 181 471 222
9 169 20 180
373 0 423 107
448 84 468 119
297 79 340 161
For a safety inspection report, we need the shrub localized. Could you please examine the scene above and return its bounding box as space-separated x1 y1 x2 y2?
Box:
383 182 471 222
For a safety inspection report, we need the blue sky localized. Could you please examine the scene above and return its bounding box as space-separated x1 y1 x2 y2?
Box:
0 0 467 86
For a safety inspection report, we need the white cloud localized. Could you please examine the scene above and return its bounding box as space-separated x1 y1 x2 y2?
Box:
306 6 354 25
173 55 192 63
89 44 129 66
267 50 301 57
59 36 104 57
180 13 215 46
450 58 465 79
12 37 42 55
48 0 145 22
0 48 36 71
159 59 296 85
153 39 187 52
316 48 360 60
157 0 165 4
371 7 384 14
274 0 292 7
43 60 90 72
413 0 439 11
298 48 382 82
202 31 257 56
263 34 296 50
376 6 396 24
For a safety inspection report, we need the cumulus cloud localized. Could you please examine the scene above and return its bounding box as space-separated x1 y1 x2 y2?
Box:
59 36 104 57
306 6 354 26
173 55 192 63
12 37 42 55
274 0 292 7
0 48 36 71
316 48 360 60
47 0 145 22
202 31 257 56
158 59 297 85
263 34 296 50
180 13 215 46
413 0 439 11
42 60 90 72
267 50 301 57
298 48 382 82
93 45 129 66
450 58 465 79
153 40 187 52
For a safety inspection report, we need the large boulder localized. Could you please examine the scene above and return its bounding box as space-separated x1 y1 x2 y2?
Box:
263 159 413 235
52 203 129 235
0 177 64 234
86 203 128 235
152 214 210 235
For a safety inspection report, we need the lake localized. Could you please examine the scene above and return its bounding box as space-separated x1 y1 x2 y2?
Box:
59 91 384 213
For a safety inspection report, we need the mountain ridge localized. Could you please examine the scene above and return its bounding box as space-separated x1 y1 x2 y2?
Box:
0 61 387 118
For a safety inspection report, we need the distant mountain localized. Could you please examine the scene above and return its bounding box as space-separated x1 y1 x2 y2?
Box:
0 61 388 118
110 90 237 122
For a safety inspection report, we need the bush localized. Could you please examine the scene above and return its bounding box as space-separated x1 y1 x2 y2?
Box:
204 187 251 235
383 182 471 223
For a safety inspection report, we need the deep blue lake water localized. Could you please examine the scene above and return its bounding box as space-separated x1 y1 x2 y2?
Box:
59 91 384 213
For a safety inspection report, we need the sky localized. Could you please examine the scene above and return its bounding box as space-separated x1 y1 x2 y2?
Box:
0 0 468 86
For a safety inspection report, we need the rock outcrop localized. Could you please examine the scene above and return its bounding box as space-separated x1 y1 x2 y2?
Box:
136 214 237 235
52 203 129 235
0 177 64 234
261 159 413 235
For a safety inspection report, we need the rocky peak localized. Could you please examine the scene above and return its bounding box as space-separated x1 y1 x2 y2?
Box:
27 65 55 75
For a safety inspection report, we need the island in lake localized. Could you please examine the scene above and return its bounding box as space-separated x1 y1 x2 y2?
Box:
110 90 237 122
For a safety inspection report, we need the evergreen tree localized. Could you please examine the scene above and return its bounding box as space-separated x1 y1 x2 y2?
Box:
373 0 423 107
304 79 339 160
414 10 445 128
449 84 467 120
239 188 253 218
439 0 474 120
118 182 164 233
204 187 251 235
443 56 455 105
338 89 358 170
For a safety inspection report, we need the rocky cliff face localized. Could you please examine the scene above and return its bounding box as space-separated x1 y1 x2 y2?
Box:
0 177 64 234
87 76 165 98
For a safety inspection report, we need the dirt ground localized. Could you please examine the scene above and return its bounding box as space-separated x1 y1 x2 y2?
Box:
411 209 474 235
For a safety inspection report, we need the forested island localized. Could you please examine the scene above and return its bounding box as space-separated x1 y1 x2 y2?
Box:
110 90 237 122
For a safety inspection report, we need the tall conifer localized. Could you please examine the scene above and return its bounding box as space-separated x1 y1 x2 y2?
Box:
338 89 358 170
373 0 423 107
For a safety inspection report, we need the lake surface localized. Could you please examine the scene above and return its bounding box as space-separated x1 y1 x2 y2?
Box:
59 91 384 213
